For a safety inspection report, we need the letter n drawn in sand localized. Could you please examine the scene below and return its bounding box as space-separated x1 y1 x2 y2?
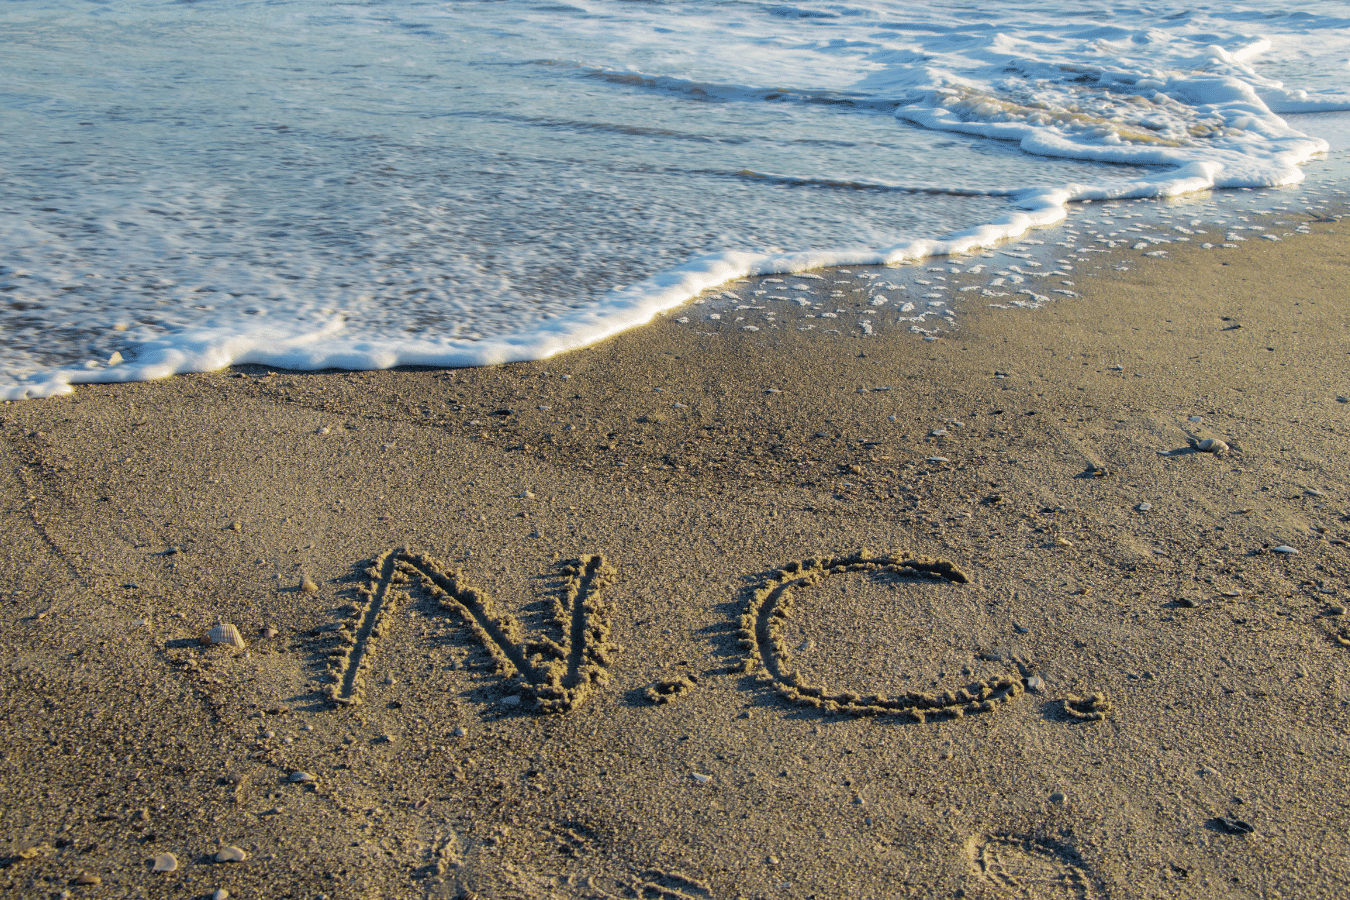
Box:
323 550 617 713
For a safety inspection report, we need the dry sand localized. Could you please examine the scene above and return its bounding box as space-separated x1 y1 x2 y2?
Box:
2 218 1348 900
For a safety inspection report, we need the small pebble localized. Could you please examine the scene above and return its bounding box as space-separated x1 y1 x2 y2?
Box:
1136 502 1152 513
73 874 102 886
502 695 522 707
1197 438 1228 453
1326 605 1346 617
288 771 316 784
452 726 468 737
1025 675 1046 694
1049 791 1066 805
300 575 319 593
691 772 712 784
1271 545 1299 554
215 846 247 863
152 853 178 873
1212 816 1255 835
213 891 231 900
1188 416 1203 423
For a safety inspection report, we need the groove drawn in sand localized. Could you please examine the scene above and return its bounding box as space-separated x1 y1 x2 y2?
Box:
737 549 1025 720
630 870 714 900
971 832 1100 899
323 549 617 712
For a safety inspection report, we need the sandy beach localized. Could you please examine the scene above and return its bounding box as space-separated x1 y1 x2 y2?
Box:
2 218 1349 900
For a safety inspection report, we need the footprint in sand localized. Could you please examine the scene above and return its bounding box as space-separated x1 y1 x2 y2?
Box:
736 550 1026 721
969 832 1101 900
320 549 617 712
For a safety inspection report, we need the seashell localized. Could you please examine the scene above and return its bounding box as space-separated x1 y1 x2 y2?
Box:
1271 545 1299 554
1197 438 1228 453
300 575 319 593
215 845 247 863
74 874 102 886
206 623 245 649
288 771 316 784
152 852 178 873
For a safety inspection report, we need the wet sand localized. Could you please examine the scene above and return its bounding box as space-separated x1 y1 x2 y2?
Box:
2 219 1349 900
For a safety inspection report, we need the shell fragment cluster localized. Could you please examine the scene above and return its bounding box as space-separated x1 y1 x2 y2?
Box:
323 549 617 713
737 550 1025 721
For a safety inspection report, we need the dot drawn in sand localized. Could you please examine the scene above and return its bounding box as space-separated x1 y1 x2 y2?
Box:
737 550 1024 720
970 832 1101 900
1061 693 1111 722
644 675 698 705
322 550 617 713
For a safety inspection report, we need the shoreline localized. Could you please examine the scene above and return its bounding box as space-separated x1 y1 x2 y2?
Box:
2 223 1349 899
5 172 1347 402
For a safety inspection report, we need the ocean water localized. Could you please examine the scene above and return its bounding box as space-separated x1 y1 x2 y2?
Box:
2 0 1348 399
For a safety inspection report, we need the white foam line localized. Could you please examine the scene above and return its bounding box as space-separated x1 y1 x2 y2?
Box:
0 149 1309 402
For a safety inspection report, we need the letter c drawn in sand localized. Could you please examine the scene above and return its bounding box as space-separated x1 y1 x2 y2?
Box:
735 549 1026 721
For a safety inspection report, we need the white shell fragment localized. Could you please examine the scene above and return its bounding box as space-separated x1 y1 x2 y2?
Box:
206 623 245 649
215 846 247 863
152 852 179 873
1272 545 1299 555
1197 438 1228 453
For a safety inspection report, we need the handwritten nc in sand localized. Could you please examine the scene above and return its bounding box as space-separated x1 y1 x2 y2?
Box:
318 547 1065 721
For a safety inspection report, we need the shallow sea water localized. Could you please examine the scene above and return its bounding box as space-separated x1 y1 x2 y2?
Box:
2 0 1348 398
